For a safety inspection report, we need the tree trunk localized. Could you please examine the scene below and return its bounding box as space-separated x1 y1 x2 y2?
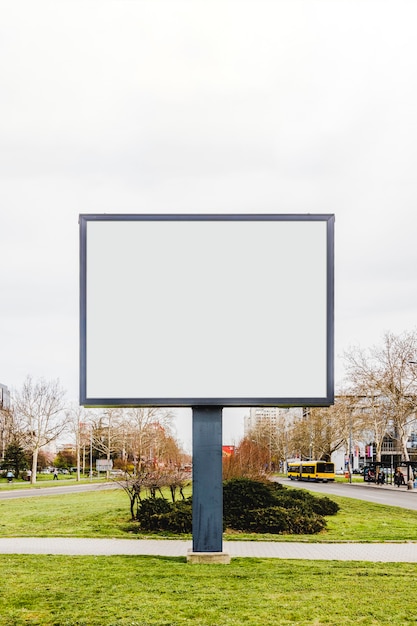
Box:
375 441 382 464
399 430 412 482
76 443 81 482
31 448 39 484
130 492 137 519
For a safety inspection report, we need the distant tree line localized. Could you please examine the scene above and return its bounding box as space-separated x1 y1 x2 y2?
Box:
0 376 188 484
2 330 417 485
223 330 417 480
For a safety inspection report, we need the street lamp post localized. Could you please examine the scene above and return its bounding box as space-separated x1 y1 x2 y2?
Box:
349 415 353 483
407 361 417 488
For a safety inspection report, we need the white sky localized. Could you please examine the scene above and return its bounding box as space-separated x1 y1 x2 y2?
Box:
1 0 417 452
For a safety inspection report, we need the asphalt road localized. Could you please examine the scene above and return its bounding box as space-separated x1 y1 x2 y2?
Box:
2 478 417 512
278 477 417 510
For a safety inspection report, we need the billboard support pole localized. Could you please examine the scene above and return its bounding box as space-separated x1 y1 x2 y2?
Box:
188 406 230 563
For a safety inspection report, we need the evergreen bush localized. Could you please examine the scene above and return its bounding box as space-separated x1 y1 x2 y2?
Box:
162 500 192 533
284 508 327 534
135 478 338 535
245 506 290 533
273 489 340 516
136 497 172 530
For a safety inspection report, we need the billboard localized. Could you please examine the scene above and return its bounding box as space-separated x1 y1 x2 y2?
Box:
79 214 334 407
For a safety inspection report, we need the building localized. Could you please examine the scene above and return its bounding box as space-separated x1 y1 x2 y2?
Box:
0 383 10 410
244 407 303 435
243 397 417 473
0 383 11 462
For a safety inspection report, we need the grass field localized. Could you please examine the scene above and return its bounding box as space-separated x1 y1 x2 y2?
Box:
0 555 416 625
1 484 417 624
1 486 416 542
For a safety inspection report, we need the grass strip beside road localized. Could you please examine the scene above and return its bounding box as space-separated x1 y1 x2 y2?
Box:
0 477 108 490
0 487 417 542
0 555 416 626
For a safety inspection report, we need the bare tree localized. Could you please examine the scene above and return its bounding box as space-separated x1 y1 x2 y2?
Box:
13 376 67 483
351 391 393 466
345 330 417 480
223 436 270 480
90 408 123 478
65 405 93 481
124 408 175 471
248 420 281 471
306 398 353 462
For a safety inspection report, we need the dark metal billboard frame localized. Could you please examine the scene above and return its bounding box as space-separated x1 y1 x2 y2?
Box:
79 213 335 557
79 213 334 409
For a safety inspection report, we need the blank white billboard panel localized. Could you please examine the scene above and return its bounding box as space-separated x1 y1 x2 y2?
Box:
79 214 334 407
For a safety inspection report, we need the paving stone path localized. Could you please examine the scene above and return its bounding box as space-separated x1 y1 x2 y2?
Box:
1 537 416 562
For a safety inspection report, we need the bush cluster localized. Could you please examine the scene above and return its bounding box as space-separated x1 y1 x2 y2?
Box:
272 488 340 517
222 478 338 534
137 497 192 533
136 478 339 535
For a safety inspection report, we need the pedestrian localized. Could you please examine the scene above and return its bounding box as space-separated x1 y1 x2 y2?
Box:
6 470 13 483
394 468 404 487
53 468 59 480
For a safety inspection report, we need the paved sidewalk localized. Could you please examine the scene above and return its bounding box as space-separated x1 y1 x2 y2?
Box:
1 537 417 562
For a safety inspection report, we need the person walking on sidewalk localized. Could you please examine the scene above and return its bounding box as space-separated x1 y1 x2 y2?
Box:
394 468 405 487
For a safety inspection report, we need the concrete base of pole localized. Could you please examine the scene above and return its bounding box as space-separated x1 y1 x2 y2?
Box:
187 550 231 564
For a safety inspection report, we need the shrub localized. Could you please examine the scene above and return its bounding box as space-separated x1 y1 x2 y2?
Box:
223 478 278 511
284 508 327 534
249 506 326 534
135 478 338 535
308 495 339 516
136 497 192 533
136 497 172 530
273 489 339 516
246 507 290 533
223 478 337 535
162 500 192 533
223 478 280 530
228 505 327 535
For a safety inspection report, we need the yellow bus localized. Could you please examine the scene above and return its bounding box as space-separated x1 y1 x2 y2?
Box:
287 461 335 482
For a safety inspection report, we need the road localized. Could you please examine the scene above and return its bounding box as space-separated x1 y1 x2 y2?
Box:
2 478 417 512
277 477 417 511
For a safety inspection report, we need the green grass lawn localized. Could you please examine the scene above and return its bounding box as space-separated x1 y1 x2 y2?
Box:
0 486 416 542
0 488 130 538
1 487 417 624
0 555 416 625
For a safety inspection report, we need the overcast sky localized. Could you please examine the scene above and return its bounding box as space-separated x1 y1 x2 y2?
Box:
1 0 417 451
